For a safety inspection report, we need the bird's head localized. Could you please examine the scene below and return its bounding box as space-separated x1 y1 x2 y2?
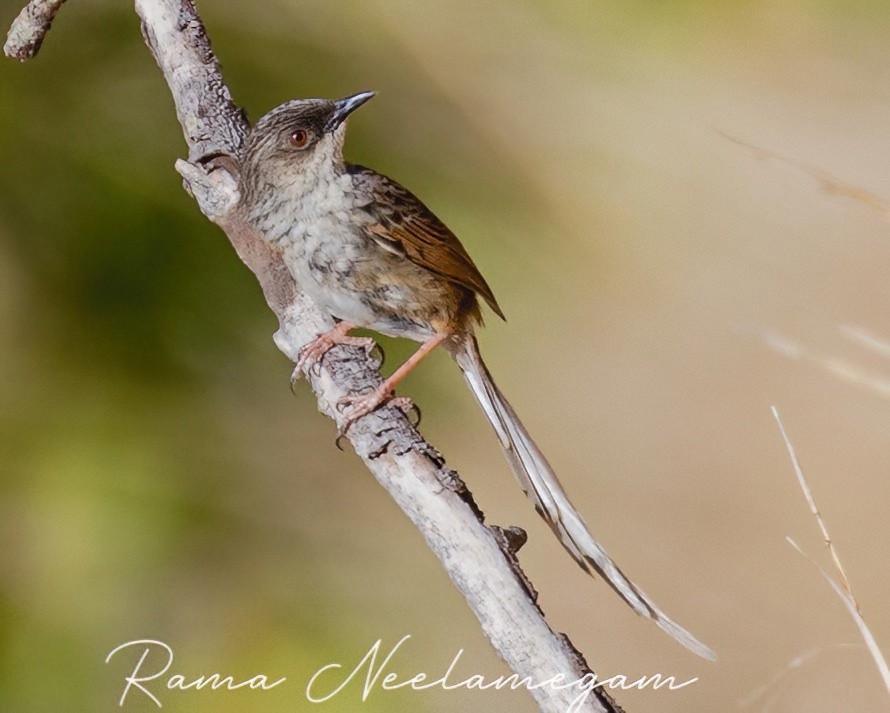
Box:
239 91 374 199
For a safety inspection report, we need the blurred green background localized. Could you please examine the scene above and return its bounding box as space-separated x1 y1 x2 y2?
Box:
2 0 889 711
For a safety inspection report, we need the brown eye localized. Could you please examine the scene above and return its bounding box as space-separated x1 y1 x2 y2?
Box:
289 129 309 148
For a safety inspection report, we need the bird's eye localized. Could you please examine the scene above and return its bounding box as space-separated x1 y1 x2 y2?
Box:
289 129 309 148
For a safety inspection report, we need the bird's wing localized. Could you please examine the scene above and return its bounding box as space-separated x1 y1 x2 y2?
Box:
349 165 505 320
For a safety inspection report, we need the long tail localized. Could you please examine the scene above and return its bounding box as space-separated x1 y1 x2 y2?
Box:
453 335 715 660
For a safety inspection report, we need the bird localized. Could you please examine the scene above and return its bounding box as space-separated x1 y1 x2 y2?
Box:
235 90 715 660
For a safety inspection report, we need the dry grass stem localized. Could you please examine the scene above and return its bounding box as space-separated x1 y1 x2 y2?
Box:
839 325 890 360
771 406 854 599
738 645 859 711
762 328 890 399
721 132 890 220
771 406 890 698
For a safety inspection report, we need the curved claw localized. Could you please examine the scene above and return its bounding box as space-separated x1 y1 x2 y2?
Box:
368 342 385 369
296 340 331 377
336 414 360 441
289 368 301 394
405 401 421 428
336 389 387 434
388 396 420 427
335 397 357 415
289 356 323 392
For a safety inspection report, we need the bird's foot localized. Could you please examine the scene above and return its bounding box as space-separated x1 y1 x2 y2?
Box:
290 323 382 389
336 390 418 438
296 333 375 375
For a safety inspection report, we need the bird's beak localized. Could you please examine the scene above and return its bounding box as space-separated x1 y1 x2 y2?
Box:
324 91 375 132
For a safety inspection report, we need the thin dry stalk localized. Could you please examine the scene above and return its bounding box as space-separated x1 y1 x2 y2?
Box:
738 644 859 710
771 406 890 698
839 325 890 360
761 328 890 400
721 132 890 220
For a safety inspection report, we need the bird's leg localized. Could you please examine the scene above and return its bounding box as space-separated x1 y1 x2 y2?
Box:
292 321 380 385
337 332 448 434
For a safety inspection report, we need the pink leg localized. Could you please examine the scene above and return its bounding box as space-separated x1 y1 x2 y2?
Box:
293 322 377 383
338 333 449 433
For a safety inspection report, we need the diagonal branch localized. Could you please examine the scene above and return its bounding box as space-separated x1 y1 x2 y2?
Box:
5 2 625 711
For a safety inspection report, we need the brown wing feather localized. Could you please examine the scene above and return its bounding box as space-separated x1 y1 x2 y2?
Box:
351 165 505 320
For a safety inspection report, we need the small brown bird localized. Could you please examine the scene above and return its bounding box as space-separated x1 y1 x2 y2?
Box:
238 91 714 660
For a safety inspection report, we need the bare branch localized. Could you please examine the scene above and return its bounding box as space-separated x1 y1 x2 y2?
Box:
4 1 632 710
136 0 246 162
3 0 66 60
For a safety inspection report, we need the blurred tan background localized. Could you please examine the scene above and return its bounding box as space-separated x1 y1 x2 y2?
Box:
1 0 889 711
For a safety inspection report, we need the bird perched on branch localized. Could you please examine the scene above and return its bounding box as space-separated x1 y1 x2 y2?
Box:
237 91 714 660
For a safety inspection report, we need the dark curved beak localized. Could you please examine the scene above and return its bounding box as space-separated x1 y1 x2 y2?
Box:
325 91 375 133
